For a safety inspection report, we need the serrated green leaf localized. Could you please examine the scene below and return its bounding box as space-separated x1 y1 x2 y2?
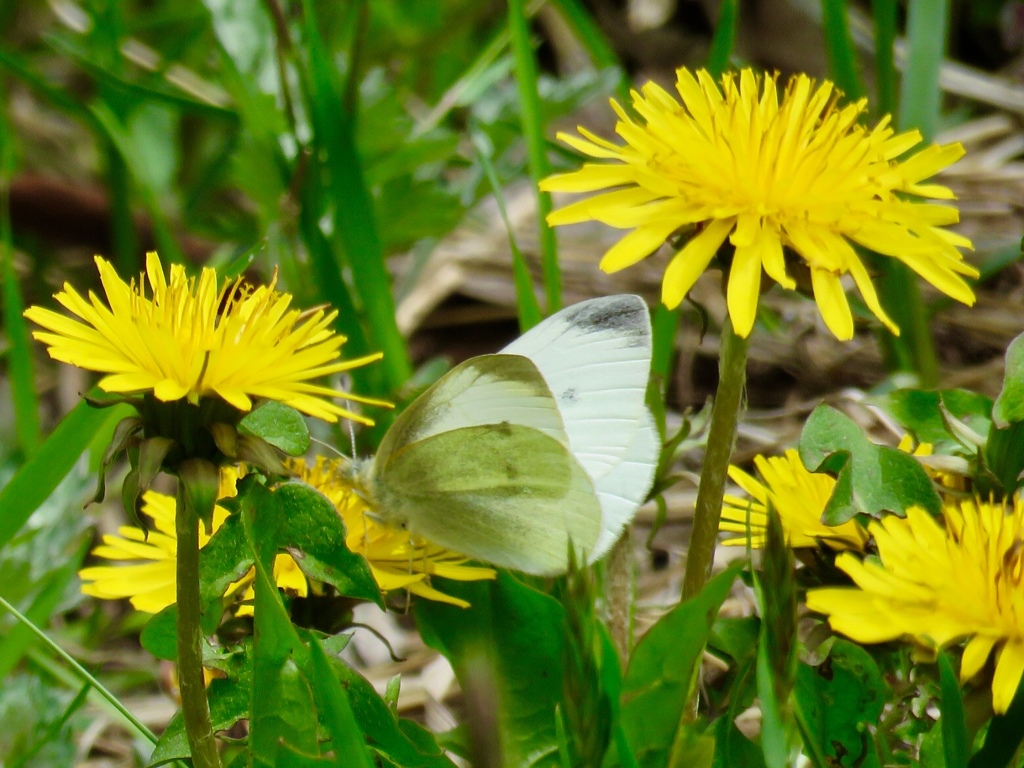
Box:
239 480 381 605
251 566 319 766
239 402 311 457
793 639 884 768
148 672 254 765
799 404 941 523
618 561 745 768
416 572 566 768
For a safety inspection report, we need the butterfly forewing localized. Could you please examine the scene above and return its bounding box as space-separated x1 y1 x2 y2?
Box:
375 354 570 470
501 294 653 481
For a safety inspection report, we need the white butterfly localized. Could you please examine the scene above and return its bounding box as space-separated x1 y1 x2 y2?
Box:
349 295 659 575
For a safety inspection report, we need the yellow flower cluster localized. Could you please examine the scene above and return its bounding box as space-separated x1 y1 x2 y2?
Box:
80 459 495 612
721 441 1024 713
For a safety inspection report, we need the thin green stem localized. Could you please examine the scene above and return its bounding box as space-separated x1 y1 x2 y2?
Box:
0 595 157 744
175 482 221 768
682 318 748 600
508 0 562 313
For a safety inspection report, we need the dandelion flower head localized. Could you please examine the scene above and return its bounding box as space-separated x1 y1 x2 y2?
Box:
720 448 868 551
806 498 1024 713
80 469 305 614
541 68 977 339
26 252 385 424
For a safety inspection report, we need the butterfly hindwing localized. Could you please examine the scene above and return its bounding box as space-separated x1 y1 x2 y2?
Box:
372 423 602 574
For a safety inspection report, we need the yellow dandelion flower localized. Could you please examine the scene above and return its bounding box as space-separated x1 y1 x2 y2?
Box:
541 68 977 340
79 469 305 614
294 457 496 609
25 252 386 424
807 499 1024 713
720 449 868 550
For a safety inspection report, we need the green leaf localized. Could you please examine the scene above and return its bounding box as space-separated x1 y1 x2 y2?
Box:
0 399 132 551
149 658 256 765
140 606 178 661
239 401 311 456
984 421 1024 495
198 513 253 603
618 561 745 768
938 652 970 768
238 480 381 605
712 716 766 768
754 511 797 768
793 639 885 768
310 635 454 768
416 572 567 768
880 388 993 446
250 557 320 766
993 331 1024 428
799 404 941 523
968 673 1024 768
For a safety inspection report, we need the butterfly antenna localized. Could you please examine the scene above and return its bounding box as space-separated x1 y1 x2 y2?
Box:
310 436 347 459
344 403 358 457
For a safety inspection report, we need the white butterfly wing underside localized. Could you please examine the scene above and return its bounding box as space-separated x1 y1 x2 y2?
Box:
502 295 658 558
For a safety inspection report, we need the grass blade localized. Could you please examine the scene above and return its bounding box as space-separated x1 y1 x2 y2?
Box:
0 594 158 744
550 0 630 102
299 0 411 393
707 0 739 77
0 397 131 551
508 0 562 314
820 0 865 99
871 0 898 118
0 91 40 456
0 539 89 679
471 128 543 331
899 0 948 140
873 0 951 386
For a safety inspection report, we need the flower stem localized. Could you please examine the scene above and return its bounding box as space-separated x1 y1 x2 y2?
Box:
175 483 221 768
682 318 749 600
605 529 634 663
